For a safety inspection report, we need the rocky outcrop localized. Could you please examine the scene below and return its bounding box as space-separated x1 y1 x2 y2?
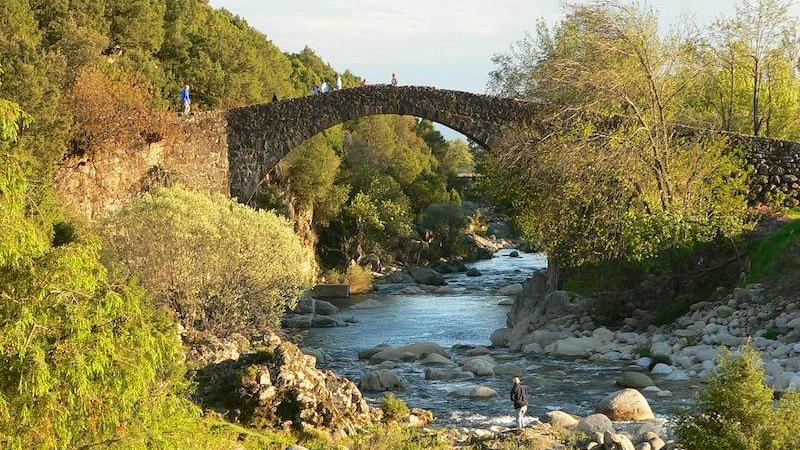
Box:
192 332 378 435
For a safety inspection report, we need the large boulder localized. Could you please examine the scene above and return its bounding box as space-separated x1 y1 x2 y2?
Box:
407 267 446 286
541 411 579 428
616 371 655 389
490 328 511 347
493 363 522 377
499 283 524 296
545 336 603 357
577 414 613 435
462 355 496 376
420 353 455 365
192 332 377 435
597 389 656 421
359 369 407 392
294 296 339 316
448 386 498 399
466 268 482 277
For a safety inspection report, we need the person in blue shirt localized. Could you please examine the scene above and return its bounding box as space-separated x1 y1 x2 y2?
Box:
181 85 191 115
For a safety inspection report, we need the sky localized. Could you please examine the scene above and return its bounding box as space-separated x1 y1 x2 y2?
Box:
208 0 799 138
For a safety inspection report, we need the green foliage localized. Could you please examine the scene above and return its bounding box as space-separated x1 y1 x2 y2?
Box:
0 98 237 450
746 218 800 282
102 186 316 337
485 3 752 277
380 394 411 422
420 202 469 259
344 424 450 450
674 344 800 450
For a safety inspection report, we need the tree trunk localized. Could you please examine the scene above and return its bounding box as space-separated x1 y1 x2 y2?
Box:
753 59 761 136
545 256 560 293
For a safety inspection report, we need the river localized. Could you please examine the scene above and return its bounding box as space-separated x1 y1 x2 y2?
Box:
302 249 698 429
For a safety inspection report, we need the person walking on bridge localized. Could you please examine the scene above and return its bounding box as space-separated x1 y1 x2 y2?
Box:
391 72 399 86
181 84 191 115
336 75 342 90
510 376 529 429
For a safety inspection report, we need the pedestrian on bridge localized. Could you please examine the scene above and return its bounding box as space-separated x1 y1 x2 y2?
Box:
391 72 399 86
510 376 529 429
336 75 342 90
320 81 330 94
181 84 191 115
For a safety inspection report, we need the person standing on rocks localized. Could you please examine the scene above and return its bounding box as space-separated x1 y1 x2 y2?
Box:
180 84 191 115
510 376 528 429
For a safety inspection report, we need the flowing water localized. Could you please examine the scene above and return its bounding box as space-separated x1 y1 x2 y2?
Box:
302 249 699 429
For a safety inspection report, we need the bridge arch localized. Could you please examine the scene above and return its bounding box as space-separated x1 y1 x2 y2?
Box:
224 85 539 201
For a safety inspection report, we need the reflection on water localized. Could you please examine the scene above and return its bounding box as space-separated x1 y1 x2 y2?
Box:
302 249 698 427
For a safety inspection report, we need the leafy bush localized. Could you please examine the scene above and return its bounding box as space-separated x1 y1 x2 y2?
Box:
345 424 450 450
0 101 233 449
381 394 411 422
345 265 374 294
102 186 316 337
323 265 374 294
674 344 800 450
420 202 469 259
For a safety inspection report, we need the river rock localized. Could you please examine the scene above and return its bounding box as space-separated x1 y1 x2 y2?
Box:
650 363 673 375
369 342 449 363
462 355 496 376
597 389 655 421
420 353 455 365
466 346 492 356
577 414 614 435
281 314 347 329
592 327 616 343
448 386 498 399
603 431 636 450
490 328 511 347
466 268 482 277
499 283 524 296
546 336 603 357
498 298 515 306
407 267 446 286
522 342 544 355
359 369 407 392
294 296 339 315
541 411 579 428
493 363 522 377
617 371 655 389
358 344 391 360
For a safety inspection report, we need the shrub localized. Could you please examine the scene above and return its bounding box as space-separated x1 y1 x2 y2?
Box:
346 264 374 294
102 186 316 337
64 66 173 152
0 107 231 449
674 344 800 450
380 394 411 422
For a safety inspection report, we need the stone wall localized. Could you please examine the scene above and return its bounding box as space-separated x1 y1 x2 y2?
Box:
736 135 800 207
55 111 229 219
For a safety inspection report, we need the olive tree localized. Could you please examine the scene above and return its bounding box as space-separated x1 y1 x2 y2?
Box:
102 186 316 336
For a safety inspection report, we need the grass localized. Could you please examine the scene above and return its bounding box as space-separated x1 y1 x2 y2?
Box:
746 215 800 283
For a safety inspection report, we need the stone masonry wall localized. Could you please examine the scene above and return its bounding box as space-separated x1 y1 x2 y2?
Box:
53 86 800 218
55 111 229 219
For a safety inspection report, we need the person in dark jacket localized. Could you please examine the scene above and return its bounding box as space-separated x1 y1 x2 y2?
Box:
510 376 529 429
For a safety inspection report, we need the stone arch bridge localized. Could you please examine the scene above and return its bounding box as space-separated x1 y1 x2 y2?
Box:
226 85 539 201
56 85 800 218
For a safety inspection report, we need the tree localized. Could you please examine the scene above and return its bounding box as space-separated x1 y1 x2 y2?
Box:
486 1 751 282
675 345 800 450
699 0 800 137
419 202 469 259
